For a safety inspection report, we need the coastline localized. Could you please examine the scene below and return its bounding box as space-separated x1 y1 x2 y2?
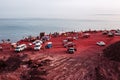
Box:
0 18 120 42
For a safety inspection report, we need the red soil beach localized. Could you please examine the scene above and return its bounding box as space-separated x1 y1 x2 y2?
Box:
0 31 120 80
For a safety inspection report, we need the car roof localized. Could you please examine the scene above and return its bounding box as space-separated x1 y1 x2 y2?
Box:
17 44 26 47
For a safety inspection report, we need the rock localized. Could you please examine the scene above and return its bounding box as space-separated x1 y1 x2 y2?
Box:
103 41 120 62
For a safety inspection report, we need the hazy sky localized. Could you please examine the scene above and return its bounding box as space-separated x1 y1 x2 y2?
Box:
0 0 120 20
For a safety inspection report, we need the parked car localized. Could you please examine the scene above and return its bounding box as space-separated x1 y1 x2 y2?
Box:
15 44 27 52
64 42 76 48
82 33 90 38
62 40 68 45
45 42 52 49
115 33 120 36
11 43 17 48
33 40 43 44
102 30 108 35
108 32 114 37
66 47 77 54
96 41 106 46
34 44 42 50
67 37 74 41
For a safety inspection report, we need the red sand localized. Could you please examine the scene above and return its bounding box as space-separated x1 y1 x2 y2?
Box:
14 31 120 55
0 31 120 80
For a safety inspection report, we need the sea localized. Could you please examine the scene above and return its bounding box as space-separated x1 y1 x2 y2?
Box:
0 18 120 42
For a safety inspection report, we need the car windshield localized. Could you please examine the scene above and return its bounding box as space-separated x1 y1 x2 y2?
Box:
16 47 20 49
35 45 40 47
69 48 74 50
100 41 104 43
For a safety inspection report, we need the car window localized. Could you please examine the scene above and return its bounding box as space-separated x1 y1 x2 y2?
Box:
35 45 40 47
16 47 20 49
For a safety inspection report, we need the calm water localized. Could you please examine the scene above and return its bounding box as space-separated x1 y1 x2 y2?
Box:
0 19 120 42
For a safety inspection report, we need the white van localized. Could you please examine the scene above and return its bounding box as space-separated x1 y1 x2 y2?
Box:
15 44 27 52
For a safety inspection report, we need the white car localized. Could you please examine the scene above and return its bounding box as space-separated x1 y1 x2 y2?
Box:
33 40 43 44
35 43 41 45
15 44 27 52
96 41 106 46
115 33 120 36
62 40 68 45
34 44 42 50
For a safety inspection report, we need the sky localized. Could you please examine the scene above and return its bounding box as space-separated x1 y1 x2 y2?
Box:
0 0 120 20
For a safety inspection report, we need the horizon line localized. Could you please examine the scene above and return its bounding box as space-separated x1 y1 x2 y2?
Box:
0 18 110 22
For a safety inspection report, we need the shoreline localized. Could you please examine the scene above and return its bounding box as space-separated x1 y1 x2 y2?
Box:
0 29 119 43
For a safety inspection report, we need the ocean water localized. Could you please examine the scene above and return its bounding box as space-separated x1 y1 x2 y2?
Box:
0 19 120 42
